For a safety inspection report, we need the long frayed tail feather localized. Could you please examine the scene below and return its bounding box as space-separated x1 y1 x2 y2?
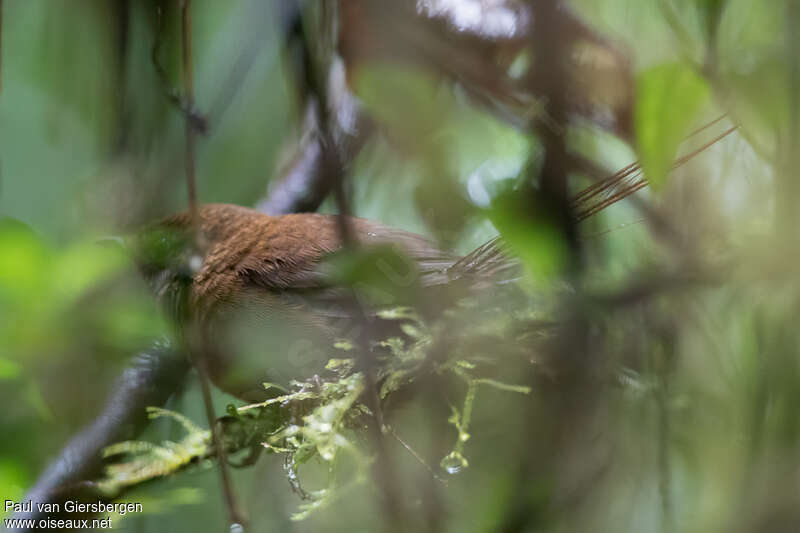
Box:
451 116 738 282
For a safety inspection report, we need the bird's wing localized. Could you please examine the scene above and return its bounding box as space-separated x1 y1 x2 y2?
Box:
234 215 457 322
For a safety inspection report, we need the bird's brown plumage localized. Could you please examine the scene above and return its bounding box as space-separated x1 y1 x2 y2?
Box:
159 203 456 309
138 203 515 399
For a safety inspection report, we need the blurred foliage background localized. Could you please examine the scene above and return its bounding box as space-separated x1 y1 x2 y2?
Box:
1 0 798 532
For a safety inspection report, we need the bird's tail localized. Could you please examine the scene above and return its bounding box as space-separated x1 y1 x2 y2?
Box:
448 237 521 285
448 117 738 285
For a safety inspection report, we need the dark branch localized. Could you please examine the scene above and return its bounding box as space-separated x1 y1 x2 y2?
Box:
9 345 188 530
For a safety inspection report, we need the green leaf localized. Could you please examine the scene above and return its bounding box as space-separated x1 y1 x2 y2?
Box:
322 245 421 307
487 186 567 283
0 358 22 380
0 460 29 517
635 62 710 190
0 218 49 298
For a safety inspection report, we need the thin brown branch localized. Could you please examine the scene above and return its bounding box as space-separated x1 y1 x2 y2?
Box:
256 88 371 216
529 0 580 265
657 341 674 532
297 2 405 528
179 1 245 528
779 1 800 240
256 0 371 216
152 4 207 135
0 0 4 95
195 357 247 528
181 0 197 223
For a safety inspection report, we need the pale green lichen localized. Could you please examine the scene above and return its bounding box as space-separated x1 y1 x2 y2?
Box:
99 305 538 520
99 407 211 495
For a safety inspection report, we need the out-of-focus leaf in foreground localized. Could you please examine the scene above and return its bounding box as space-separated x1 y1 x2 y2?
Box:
0 218 166 363
635 62 710 190
487 186 567 283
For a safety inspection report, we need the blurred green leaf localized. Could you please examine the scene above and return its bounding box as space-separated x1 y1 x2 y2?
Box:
323 245 421 307
0 460 30 517
0 358 22 381
635 62 710 190
52 243 126 303
0 219 164 363
0 219 49 298
487 186 567 282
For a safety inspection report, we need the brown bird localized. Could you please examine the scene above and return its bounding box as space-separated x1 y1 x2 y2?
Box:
131 203 517 400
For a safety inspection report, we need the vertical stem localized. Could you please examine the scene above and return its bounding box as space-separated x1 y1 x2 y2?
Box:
179 0 244 528
780 1 800 242
0 0 4 95
529 0 581 272
196 355 246 528
495 3 593 531
301 2 404 529
112 0 131 156
181 0 198 223
657 349 673 533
